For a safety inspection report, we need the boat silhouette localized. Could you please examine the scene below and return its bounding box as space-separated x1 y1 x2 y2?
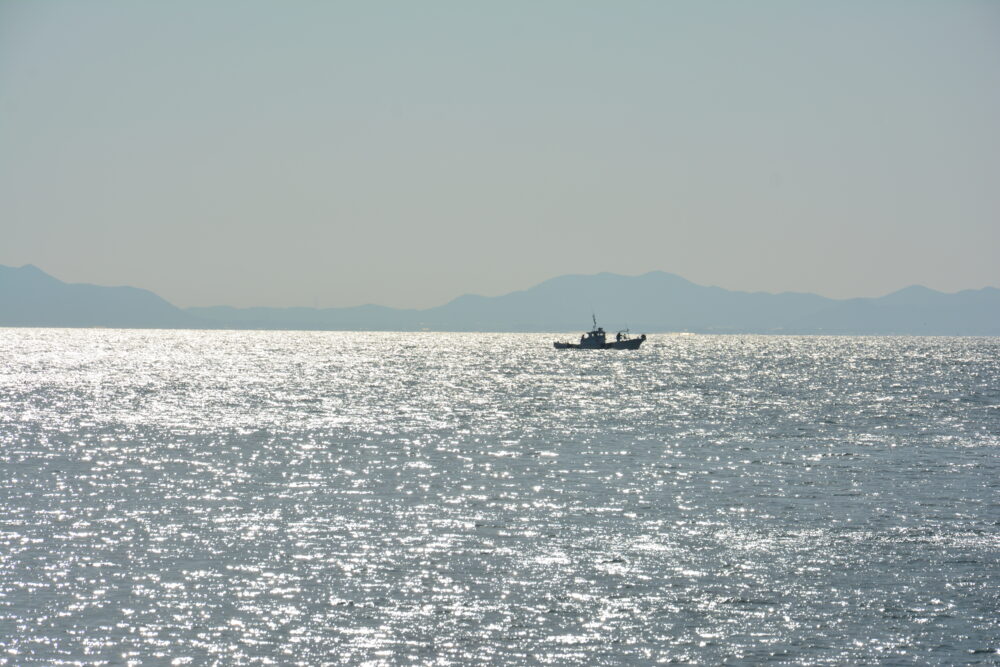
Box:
553 316 646 350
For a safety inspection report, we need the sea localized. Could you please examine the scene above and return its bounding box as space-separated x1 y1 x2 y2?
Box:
0 329 997 665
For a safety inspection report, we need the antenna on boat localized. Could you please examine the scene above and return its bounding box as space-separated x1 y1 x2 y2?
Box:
592 312 597 330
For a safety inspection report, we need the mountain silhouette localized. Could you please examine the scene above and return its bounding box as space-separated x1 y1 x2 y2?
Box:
416 272 834 332
0 264 198 328
2 265 997 334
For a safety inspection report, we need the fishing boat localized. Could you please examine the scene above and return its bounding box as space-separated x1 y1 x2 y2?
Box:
553 316 647 350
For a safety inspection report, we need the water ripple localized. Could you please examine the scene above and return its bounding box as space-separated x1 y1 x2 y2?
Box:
0 331 997 664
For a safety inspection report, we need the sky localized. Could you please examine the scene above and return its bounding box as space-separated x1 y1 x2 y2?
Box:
1 1 998 309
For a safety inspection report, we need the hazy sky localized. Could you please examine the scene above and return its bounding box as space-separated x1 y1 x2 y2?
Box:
2 1 998 309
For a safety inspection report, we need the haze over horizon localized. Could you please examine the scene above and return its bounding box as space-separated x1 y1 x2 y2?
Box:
3 262 999 314
2 2 998 309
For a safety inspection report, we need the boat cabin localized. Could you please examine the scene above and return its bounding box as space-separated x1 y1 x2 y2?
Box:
579 327 607 349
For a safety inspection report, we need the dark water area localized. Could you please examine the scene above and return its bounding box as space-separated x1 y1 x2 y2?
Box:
1 330 997 664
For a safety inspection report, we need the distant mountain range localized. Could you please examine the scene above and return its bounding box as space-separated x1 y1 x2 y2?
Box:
0 264 199 329
2 264 998 335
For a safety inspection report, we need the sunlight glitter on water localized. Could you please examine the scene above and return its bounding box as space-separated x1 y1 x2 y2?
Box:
0 330 997 664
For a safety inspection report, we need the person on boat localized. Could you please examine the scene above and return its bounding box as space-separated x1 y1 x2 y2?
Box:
616 332 622 342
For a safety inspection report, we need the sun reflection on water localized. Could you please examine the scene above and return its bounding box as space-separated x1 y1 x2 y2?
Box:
0 331 997 663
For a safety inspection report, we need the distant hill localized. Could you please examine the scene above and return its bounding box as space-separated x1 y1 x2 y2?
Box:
0 264 199 328
2 265 998 334
413 272 836 333
192 271 999 334
783 284 1000 335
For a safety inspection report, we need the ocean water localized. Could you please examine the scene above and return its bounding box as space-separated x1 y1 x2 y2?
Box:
0 329 997 665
